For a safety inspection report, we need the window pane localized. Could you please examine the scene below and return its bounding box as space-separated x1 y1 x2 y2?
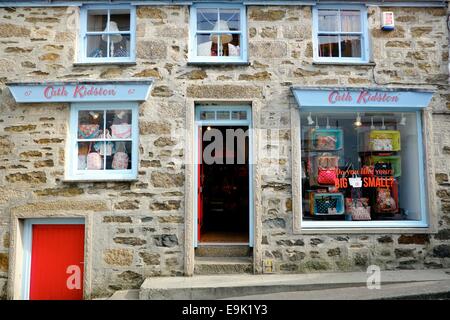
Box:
200 33 239 57
220 8 240 31
110 9 130 31
78 110 104 139
216 111 230 120
197 34 214 56
197 8 218 31
110 34 130 57
79 141 104 170
200 111 215 120
341 35 361 58
341 10 361 32
231 111 247 120
301 111 422 222
87 9 107 32
108 141 132 170
318 35 339 57
86 35 107 58
318 9 338 32
106 110 132 139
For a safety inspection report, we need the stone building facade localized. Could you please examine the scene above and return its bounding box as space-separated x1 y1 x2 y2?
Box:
0 0 449 299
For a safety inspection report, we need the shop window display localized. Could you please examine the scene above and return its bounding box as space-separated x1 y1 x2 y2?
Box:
77 109 132 171
301 111 425 224
67 103 137 181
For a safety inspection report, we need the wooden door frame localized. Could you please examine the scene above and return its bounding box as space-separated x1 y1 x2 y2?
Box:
193 105 253 248
21 218 85 300
7 213 93 300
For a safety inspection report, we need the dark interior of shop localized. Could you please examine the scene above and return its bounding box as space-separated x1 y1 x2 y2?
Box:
199 125 249 243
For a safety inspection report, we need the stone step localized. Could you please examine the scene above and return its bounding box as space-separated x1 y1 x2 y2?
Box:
195 245 252 257
139 269 450 300
194 257 253 275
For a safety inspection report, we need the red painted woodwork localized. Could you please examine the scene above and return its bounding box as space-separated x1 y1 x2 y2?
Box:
29 224 85 300
198 127 204 241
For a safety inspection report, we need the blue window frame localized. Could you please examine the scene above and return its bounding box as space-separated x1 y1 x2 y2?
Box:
312 5 370 63
66 103 139 181
79 5 136 63
189 3 248 64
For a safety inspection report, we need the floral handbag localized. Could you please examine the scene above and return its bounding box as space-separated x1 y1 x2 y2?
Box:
345 198 371 220
372 138 393 151
374 188 398 213
78 124 100 139
316 135 337 150
86 143 102 170
112 142 129 170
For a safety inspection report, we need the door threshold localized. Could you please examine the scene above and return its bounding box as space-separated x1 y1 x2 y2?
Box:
198 242 250 246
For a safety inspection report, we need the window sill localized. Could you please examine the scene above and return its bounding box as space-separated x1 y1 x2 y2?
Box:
313 61 376 67
74 62 137 67
294 226 434 235
63 176 138 183
187 61 250 67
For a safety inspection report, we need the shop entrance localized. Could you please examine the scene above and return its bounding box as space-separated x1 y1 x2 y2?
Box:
195 107 253 247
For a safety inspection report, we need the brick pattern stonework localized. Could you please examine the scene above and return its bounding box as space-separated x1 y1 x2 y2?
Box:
0 4 449 299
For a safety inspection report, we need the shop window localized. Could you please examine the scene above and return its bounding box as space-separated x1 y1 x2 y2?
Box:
300 111 428 228
189 4 248 63
79 5 136 63
66 103 138 181
313 5 369 63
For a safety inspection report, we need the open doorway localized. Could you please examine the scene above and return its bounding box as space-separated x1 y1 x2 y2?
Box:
198 125 249 243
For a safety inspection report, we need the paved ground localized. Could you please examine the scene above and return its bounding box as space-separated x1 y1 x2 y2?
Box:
223 280 450 300
108 268 450 300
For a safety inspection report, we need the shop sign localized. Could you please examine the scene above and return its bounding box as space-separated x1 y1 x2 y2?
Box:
8 81 153 103
292 87 433 110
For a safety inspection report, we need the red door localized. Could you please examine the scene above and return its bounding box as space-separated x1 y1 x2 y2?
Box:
29 224 85 300
198 127 204 241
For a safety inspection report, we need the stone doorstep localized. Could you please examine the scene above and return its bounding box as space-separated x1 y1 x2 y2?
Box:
194 257 254 275
195 245 252 257
139 269 450 300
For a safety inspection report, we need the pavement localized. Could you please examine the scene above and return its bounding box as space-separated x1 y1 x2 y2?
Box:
107 268 450 300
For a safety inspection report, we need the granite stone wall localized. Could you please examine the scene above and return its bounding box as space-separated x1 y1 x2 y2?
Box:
0 4 449 298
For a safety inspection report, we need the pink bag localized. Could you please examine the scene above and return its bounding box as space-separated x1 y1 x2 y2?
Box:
112 142 129 169
345 198 371 220
111 124 131 139
87 143 102 170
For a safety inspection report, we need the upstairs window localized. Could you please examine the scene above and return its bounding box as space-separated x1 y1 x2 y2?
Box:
79 5 136 63
313 6 369 63
189 4 248 64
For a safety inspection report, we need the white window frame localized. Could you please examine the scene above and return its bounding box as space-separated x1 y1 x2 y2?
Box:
66 102 139 181
312 5 370 64
78 4 136 63
297 108 429 230
188 3 248 64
